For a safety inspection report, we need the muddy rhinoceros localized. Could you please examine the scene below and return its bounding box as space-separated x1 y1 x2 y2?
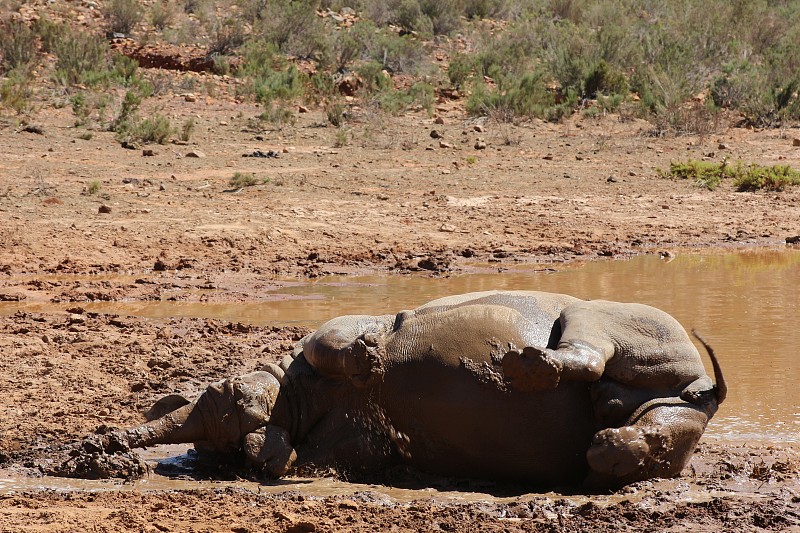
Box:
101 290 726 489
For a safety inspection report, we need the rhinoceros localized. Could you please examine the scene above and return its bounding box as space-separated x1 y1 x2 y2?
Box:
98 290 726 488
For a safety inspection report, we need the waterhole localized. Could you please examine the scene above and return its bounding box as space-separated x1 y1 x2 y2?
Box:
1 247 798 497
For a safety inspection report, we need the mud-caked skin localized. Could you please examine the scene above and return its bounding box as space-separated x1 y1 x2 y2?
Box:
100 290 726 489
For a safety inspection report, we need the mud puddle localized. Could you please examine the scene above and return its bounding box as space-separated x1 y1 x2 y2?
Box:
3 247 798 443
0 445 749 507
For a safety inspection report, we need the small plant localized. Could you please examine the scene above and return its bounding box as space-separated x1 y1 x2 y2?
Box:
0 19 37 73
466 155 477 165
732 164 800 192
325 100 345 127
149 2 176 30
0 68 34 114
105 0 141 35
662 159 731 190
333 127 349 147
78 132 94 141
180 118 195 142
133 114 175 144
229 172 261 188
259 103 296 129
87 180 102 194
663 159 800 191
52 30 109 87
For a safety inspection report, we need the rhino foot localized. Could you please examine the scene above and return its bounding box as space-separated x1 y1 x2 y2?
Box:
244 425 297 478
586 425 670 480
502 346 562 392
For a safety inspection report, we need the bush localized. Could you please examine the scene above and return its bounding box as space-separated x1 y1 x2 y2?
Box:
149 2 176 30
0 67 34 114
0 19 37 74
663 160 800 191
105 0 142 35
53 31 109 87
251 0 326 58
733 164 800 192
117 114 174 144
230 172 260 188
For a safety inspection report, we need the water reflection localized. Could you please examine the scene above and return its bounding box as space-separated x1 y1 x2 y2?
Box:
2 248 798 442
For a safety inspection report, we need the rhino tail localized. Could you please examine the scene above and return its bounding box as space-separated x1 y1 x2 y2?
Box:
692 330 727 405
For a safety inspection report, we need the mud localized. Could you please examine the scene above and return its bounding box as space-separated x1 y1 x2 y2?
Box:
3 37 800 530
0 309 798 531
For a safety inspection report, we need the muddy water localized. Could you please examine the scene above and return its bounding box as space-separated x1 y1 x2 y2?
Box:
1 248 798 497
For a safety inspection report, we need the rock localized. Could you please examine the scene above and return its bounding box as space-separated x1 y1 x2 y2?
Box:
185 150 205 158
298 105 309 113
473 124 485 133
153 259 169 271
718 143 729 150
184 93 196 102
142 149 155 156
786 235 800 244
434 116 444 125
607 176 618 183
439 141 454 149
793 138 800 147
430 130 443 139
440 223 457 232
98 205 112 214
22 124 44 135
474 140 487 150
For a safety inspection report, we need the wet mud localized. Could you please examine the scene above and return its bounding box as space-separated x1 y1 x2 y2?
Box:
1 308 798 531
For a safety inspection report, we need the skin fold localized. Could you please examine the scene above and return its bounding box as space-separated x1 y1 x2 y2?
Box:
101 290 725 489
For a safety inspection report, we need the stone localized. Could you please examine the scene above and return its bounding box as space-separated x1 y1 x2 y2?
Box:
185 150 205 158
98 205 112 214
474 140 487 150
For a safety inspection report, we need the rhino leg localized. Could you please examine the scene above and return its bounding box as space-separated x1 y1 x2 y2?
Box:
584 399 711 488
243 425 297 477
109 371 280 454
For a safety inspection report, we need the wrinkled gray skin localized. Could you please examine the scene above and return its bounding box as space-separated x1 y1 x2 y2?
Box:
105 290 726 489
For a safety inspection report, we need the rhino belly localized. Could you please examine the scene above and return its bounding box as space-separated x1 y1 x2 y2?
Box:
380 363 595 485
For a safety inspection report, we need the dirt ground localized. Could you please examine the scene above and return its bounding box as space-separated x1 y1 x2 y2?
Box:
2 72 800 530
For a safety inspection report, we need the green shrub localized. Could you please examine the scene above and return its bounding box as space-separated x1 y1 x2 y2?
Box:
87 180 101 194
149 2 176 30
0 19 37 73
52 31 109 87
180 118 195 141
733 164 800 192
663 160 730 190
447 53 473 91
0 67 34 114
230 172 260 188
250 0 325 58
134 114 174 144
105 0 142 35
663 160 800 191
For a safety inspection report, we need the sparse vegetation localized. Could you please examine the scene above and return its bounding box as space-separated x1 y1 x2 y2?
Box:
663 160 800 191
105 0 141 35
180 118 195 142
229 172 263 188
0 1 799 133
87 180 102 195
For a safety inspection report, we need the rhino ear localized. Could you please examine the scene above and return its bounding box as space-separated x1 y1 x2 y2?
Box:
349 334 385 388
144 394 192 421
